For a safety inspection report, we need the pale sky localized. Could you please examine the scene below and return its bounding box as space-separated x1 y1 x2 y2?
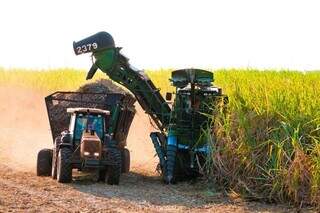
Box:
0 0 319 70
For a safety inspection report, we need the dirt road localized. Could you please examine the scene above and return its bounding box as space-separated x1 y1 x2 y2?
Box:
0 86 296 212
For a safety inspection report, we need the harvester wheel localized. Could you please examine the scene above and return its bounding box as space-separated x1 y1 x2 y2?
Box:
121 148 130 173
37 149 53 176
57 148 73 183
107 148 121 185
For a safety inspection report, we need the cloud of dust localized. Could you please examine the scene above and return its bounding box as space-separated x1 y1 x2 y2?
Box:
127 104 158 174
0 86 159 174
0 86 52 172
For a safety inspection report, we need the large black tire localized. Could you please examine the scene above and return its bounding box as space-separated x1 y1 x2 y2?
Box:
57 148 73 183
37 149 53 176
121 148 130 173
107 148 121 185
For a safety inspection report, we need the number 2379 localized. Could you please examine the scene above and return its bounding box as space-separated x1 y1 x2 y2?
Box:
76 43 98 54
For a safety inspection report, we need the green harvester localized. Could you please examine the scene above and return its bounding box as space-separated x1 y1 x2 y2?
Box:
73 32 228 183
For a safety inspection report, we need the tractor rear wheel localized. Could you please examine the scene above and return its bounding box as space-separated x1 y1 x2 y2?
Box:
121 148 130 173
37 149 53 176
57 148 73 183
107 148 121 185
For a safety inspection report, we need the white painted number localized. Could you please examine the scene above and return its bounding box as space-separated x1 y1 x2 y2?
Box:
76 42 98 54
76 46 82 54
81 45 87 52
92 43 98 49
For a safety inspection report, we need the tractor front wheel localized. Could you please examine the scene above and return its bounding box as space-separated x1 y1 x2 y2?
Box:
57 148 73 183
36 149 53 176
107 148 121 185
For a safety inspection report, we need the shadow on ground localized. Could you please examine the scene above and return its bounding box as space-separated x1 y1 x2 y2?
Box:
69 170 292 212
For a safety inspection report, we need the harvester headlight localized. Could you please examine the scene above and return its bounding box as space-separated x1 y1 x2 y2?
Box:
94 152 100 157
84 151 90 156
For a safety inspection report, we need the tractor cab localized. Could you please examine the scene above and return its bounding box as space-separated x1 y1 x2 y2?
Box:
66 108 110 161
67 108 110 144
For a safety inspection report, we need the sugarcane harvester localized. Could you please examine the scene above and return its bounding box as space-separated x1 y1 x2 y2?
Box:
73 32 227 183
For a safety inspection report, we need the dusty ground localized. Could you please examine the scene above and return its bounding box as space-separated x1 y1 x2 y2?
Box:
0 86 307 212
